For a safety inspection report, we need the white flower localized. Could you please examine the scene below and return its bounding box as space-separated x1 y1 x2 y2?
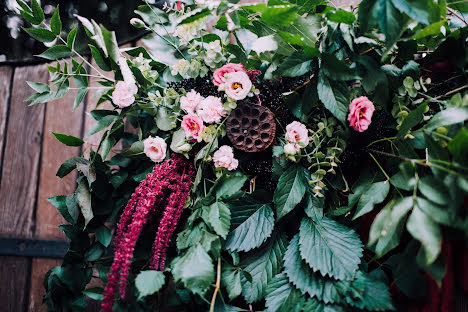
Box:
171 59 191 77
252 35 278 54
112 81 138 108
224 71 252 101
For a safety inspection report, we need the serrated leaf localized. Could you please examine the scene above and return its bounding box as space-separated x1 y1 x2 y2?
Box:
135 270 165 299
215 173 248 200
273 165 308 220
225 200 274 252
50 5 62 35
353 181 390 219
172 244 214 296
406 207 441 264
222 266 242 300
345 272 394 311
201 202 231 239
317 70 349 122
76 178 93 229
52 132 84 147
265 273 303 312
24 28 56 42
299 217 363 280
240 231 287 303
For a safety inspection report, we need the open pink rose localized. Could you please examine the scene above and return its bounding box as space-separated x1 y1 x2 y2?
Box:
213 63 246 86
196 96 226 123
143 136 167 162
285 121 309 149
181 114 205 142
113 81 138 108
225 71 252 101
348 96 375 132
180 90 203 114
213 145 238 171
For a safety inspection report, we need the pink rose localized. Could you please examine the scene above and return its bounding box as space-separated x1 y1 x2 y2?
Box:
112 81 138 108
348 96 375 132
181 114 205 142
213 63 246 86
225 71 252 101
285 121 309 149
143 136 167 162
213 145 238 171
196 96 226 123
180 90 203 114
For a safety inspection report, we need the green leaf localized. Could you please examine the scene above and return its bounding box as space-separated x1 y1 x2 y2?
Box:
368 197 414 257
448 127 468 166
317 70 349 122
299 216 363 280
260 5 299 27
83 287 103 301
74 88 88 110
47 196 74 224
397 102 428 138
326 8 356 24
155 106 174 131
37 45 72 60
225 200 275 252
169 128 187 153
346 272 394 311
215 173 248 200
201 202 231 239
24 28 56 42
50 5 62 35
412 20 447 39
425 107 468 130
85 115 117 137
277 51 312 77
76 178 93 229
406 206 441 264
177 223 221 258
172 244 214 296
120 140 144 157
89 45 111 71
353 181 390 219
135 270 165 299
31 0 44 23
56 157 90 178
418 176 449 205
222 266 242 300
67 26 78 49
180 8 211 24
322 53 358 81
273 165 308 220
265 273 303 312
85 243 104 261
95 226 112 247
52 132 84 147
391 0 431 25
100 25 120 63
240 231 287 303
27 81 50 93
416 248 445 287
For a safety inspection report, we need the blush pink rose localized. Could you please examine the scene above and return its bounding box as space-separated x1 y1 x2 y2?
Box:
112 81 138 108
180 90 203 114
285 121 309 149
213 145 238 171
213 63 246 86
225 71 252 101
143 136 167 162
181 113 205 142
196 96 226 123
348 96 375 132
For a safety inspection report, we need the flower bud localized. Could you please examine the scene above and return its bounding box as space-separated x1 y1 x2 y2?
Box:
130 18 145 28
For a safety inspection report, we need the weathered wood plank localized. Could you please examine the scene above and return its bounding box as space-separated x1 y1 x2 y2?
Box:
0 66 13 170
0 256 29 312
29 258 61 312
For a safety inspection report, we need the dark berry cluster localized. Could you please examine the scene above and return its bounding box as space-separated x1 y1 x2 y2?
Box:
167 75 221 98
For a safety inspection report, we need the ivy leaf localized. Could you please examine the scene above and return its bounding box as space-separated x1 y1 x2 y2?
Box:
172 244 214 296
406 207 441 264
299 217 363 280
225 199 275 252
277 51 312 77
76 178 93 229
265 273 303 312
52 132 84 147
274 165 308 221
135 270 165 299
368 197 414 257
222 266 242 300
353 181 390 219
317 70 349 123
240 231 287 303
284 235 343 303
201 202 231 239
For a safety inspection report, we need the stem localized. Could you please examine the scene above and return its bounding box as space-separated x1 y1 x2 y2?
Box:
209 258 222 312
368 152 391 181
433 84 468 100
367 136 397 148
448 7 468 27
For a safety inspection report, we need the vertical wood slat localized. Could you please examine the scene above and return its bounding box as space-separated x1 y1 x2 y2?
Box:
0 66 13 171
0 65 48 312
28 60 87 312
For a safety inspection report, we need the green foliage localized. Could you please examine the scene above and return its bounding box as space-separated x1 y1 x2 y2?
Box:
52 132 84 147
135 271 165 299
273 165 309 220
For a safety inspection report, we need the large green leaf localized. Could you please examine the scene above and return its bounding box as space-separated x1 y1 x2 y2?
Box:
215 173 248 200
345 272 394 311
52 132 84 147
47 196 74 224
273 165 308 220
277 51 312 77
37 45 72 60
265 273 303 312
299 217 363 280
201 202 231 239
172 244 214 296
448 127 468 166
425 107 468 130
353 181 390 219
225 200 274 252
222 265 242 300
135 270 165 299
391 0 431 24
321 53 358 81
406 207 441 264
317 70 349 122
24 28 56 42
397 102 428 138
240 231 288 303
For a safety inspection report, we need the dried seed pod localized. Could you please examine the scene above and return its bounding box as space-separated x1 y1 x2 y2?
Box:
227 103 276 152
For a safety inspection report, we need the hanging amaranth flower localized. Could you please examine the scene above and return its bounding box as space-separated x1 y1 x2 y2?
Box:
101 154 194 312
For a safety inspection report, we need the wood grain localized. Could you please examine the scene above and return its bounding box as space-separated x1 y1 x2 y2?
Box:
0 256 29 312
29 258 61 312
0 66 13 170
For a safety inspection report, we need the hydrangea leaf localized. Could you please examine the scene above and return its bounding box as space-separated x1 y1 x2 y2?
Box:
225 199 274 252
135 270 165 299
273 165 308 221
202 202 231 239
299 217 363 280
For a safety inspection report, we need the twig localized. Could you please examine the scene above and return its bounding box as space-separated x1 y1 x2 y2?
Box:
433 84 468 100
448 7 468 27
209 258 222 312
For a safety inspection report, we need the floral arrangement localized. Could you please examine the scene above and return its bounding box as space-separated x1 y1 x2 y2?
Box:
18 0 468 311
